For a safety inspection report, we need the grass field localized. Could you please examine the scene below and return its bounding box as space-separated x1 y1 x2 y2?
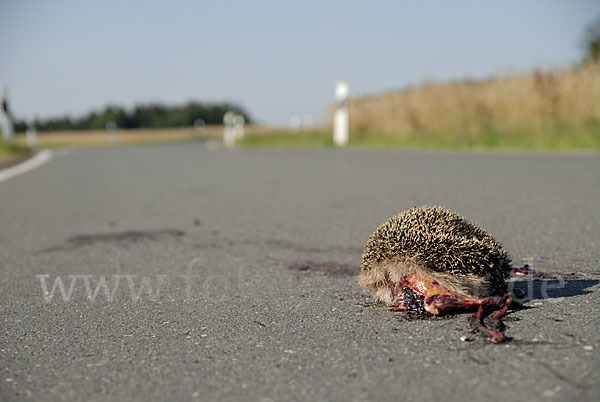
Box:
0 139 30 165
237 130 333 148
9 124 599 153
5 63 599 153
236 63 600 151
11 125 289 149
346 62 600 150
13 127 206 148
236 127 600 151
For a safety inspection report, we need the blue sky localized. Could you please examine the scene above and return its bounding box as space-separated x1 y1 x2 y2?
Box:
1 0 599 126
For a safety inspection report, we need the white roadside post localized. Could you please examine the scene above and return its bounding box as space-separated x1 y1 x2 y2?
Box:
301 114 314 130
26 119 37 149
105 120 117 145
223 111 235 148
333 80 349 147
0 86 14 144
193 118 205 136
288 115 301 134
232 114 245 140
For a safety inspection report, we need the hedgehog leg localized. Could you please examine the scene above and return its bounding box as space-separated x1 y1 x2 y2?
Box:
474 305 505 343
423 294 480 315
474 305 512 344
493 296 512 319
471 295 512 344
423 293 508 315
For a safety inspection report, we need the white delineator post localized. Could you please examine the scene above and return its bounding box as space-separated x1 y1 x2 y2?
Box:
288 115 301 133
223 111 235 147
105 120 117 145
232 114 245 140
193 118 205 136
26 119 37 149
333 80 349 147
0 86 14 144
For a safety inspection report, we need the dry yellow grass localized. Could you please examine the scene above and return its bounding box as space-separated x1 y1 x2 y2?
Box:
12 125 278 148
347 63 600 148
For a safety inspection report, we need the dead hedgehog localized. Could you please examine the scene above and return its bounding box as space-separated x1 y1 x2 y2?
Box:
359 206 513 343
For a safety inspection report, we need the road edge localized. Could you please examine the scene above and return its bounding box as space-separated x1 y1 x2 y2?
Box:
0 149 54 184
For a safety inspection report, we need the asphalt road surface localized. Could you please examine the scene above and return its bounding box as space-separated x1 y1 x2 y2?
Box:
1 143 599 401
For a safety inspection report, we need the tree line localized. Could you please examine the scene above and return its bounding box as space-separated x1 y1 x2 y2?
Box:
14 101 252 132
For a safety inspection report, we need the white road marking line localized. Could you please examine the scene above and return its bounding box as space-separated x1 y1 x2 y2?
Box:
0 150 54 184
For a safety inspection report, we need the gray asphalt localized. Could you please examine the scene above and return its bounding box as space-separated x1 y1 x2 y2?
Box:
1 143 599 401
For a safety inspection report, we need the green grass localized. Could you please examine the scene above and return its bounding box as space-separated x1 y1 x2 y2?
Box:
237 130 334 148
0 139 30 165
236 126 600 151
358 126 600 151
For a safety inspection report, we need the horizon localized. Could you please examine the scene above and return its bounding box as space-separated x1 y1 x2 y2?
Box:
1 0 599 126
